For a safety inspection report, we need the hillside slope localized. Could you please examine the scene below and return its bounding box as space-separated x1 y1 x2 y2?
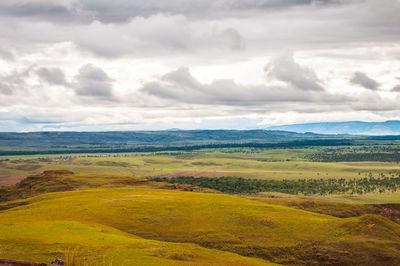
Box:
1 172 400 265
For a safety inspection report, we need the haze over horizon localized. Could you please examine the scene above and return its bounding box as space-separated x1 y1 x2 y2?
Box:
1 0 400 132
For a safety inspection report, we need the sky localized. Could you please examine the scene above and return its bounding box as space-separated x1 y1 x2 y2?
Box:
1 0 400 131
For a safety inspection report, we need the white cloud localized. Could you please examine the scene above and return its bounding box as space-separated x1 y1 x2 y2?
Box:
1 0 400 131
265 53 324 91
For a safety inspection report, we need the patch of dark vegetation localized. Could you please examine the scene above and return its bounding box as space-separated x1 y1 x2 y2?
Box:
0 170 218 203
0 139 353 156
0 258 47 265
42 170 74 176
110 178 148 186
378 204 400 224
297 240 400 266
14 164 42 171
151 248 193 262
254 198 400 224
191 161 221 166
0 159 43 171
149 176 400 195
0 201 29 211
264 199 379 218
0 170 78 202
307 152 400 163
210 240 400 266
0 258 63 266
0 170 150 202
150 182 217 193
95 161 131 167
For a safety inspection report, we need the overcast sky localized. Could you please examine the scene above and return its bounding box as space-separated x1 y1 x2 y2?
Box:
1 0 400 131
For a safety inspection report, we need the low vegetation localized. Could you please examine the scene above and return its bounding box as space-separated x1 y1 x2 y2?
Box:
149 175 400 195
307 151 400 163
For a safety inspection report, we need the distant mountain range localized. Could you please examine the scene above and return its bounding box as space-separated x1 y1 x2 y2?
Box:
0 130 341 155
266 120 400 135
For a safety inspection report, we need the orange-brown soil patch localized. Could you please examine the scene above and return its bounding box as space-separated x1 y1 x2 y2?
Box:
0 172 28 186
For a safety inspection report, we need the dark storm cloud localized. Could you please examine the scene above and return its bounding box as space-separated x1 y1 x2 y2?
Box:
141 66 346 106
265 54 325 91
37 67 67 86
73 64 114 98
350 72 380 90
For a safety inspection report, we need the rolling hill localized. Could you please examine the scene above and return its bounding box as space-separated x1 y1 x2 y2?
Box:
1 171 400 265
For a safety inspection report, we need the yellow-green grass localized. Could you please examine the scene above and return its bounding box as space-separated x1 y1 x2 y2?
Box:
244 197 391 218
0 221 273 266
2 152 399 184
0 170 217 203
256 191 400 204
308 191 400 204
1 185 400 265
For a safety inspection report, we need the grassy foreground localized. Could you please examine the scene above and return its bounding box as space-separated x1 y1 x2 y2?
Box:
1 171 400 265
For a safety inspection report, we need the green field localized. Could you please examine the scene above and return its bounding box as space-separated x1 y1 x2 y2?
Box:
1 149 399 182
2 148 400 204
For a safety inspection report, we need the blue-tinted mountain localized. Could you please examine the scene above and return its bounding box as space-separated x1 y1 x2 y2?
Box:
266 120 400 135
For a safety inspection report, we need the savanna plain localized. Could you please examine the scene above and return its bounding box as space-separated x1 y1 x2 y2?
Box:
1 134 400 265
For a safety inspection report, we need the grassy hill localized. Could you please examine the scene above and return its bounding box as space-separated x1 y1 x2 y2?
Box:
1 171 400 265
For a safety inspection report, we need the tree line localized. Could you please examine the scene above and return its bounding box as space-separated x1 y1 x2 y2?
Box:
149 175 400 195
0 139 353 156
306 152 400 163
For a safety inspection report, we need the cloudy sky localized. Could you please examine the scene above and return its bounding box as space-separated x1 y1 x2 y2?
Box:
1 0 400 131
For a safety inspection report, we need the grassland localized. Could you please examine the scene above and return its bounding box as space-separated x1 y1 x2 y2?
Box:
2 132 400 265
3 147 400 204
1 171 400 265
1 149 400 183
